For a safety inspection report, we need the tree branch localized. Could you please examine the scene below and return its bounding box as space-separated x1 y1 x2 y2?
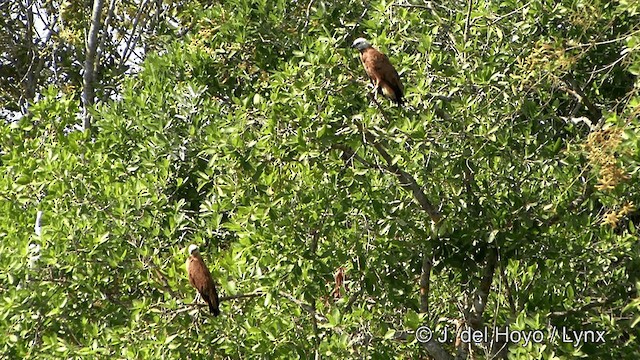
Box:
392 3 433 10
117 0 149 71
332 140 441 223
82 0 104 131
423 340 455 360
463 0 473 53
280 291 328 323
420 251 433 313
456 247 498 359
545 183 593 227
344 287 364 311
500 264 517 315
220 292 265 302
548 298 610 319
562 74 602 122
473 247 498 326
180 292 265 315
364 130 441 223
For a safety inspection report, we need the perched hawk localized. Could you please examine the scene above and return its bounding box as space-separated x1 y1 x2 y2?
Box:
186 244 220 316
352 37 404 106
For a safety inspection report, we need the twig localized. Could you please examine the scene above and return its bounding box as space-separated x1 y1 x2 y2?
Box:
548 298 610 318
566 28 640 50
392 3 432 10
117 0 149 70
341 3 371 45
332 144 379 169
303 0 316 28
220 292 265 301
486 1 532 26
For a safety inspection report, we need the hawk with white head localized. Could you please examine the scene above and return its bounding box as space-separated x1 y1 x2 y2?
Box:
352 37 404 106
186 244 220 316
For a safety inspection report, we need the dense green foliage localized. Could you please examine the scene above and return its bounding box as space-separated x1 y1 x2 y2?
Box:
2 0 640 358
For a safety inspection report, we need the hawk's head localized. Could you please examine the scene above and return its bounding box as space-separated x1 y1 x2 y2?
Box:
351 37 372 51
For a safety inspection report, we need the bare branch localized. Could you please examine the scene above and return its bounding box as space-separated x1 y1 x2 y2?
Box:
344 4 371 43
566 28 640 50
486 1 532 26
472 247 498 327
545 182 593 227
82 0 105 131
117 0 150 71
500 265 517 315
96 0 117 73
332 144 378 169
548 298 610 319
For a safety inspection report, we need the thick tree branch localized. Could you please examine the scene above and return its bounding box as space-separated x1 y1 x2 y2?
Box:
420 251 433 313
423 340 454 360
82 0 104 131
473 247 498 326
456 247 498 359
364 131 441 222
332 140 441 223
331 141 448 358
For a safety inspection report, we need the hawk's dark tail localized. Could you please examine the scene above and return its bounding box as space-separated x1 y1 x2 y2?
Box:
209 303 221 316
392 85 404 106
203 293 221 316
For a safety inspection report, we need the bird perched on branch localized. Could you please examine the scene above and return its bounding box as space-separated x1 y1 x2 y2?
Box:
352 37 404 106
186 244 220 316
